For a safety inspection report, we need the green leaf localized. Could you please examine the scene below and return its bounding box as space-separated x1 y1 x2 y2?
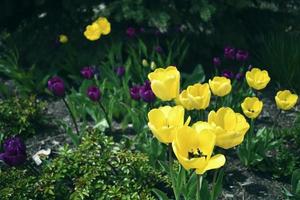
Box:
151 188 170 200
182 64 205 88
292 169 300 196
212 169 224 200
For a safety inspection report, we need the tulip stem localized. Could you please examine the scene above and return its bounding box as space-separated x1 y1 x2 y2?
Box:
168 144 179 200
246 119 255 166
63 98 80 135
196 174 203 200
98 101 112 131
211 170 218 199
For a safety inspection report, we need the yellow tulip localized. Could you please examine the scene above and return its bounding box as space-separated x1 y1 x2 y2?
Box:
208 76 232 97
172 125 226 174
148 66 180 101
148 105 190 144
241 97 263 119
208 107 250 149
84 22 102 41
275 90 298 110
179 83 211 110
245 68 270 90
95 17 111 35
59 34 68 43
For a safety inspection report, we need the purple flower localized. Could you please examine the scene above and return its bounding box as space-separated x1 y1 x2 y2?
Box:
213 57 221 67
115 66 125 77
126 27 136 37
236 72 244 81
139 27 145 33
236 50 249 62
87 86 101 102
0 137 26 166
224 46 235 60
130 85 141 100
140 81 155 102
154 46 163 53
81 66 95 79
48 76 65 97
222 70 234 79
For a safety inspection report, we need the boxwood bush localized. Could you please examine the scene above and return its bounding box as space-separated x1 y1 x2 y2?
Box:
0 129 170 200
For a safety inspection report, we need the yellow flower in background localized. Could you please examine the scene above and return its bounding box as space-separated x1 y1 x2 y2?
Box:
150 61 157 70
95 17 111 35
179 83 211 110
84 22 102 41
241 97 263 119
84 17 111 41
246 68 270 90
59 34 68 43
148 66 180 101
208 76 232 97
208 107 250 149
148 105 190 144
142 59 149 67
172 125 225 174
275 90 298 110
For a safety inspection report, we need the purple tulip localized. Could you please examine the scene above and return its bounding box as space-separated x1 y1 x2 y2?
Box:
87 86 101 102
224 46 235 60
48 76 65 97
116 66 125 77
213 57 221 67
126 27 136 37
81 66 95 79
130 85 141 100
222 70 234 79
236 50 249 62
236 72 244 81
139 81 156 102
0 137 26 166
154 46 163 54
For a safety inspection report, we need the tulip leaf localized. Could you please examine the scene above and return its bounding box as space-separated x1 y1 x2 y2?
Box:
182 64 205 88
200 179 211 200
292 169 300 196
211 169 224 200
151 188 170 200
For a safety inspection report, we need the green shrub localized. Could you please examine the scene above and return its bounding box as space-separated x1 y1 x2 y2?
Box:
0 129 170 200
0 95 46 144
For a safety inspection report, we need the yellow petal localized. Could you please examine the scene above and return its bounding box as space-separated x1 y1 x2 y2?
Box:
196 154 226 174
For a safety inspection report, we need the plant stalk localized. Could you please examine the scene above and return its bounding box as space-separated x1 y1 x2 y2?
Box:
98 101 112 131
196 174 203 200
62 98 79 135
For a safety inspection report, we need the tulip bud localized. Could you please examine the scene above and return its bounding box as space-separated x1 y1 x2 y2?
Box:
0 137 27 166
224 46 235 60
213 57 221 67
59 34 68 43
115 66 125 77
150 61 157 70
142 59 149 67
139 81 156 102
236 50 249 62
81 66 95 79
48 76 65 97
87 86 101 101
130 85 141 100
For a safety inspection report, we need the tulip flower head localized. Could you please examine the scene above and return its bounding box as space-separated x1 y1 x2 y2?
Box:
148 66 180 101
213 57 221 67
140 81 156 103
236 50 249 62
115 66 125 77
221 70 234 79
148 105 190 144
275 90 298 110
130 85 141 101
126 27 136 37
246 68 270 90
224 46 235 59
241 97 263 119
48 76 65 97
209 76 232 97
179 83 211 110
172 124 226 174
81 66 95 79
59 34 68 43
87 86 101 102
84 17 110 41
208 107 250 149
0 137 26 166
142 59 149 67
